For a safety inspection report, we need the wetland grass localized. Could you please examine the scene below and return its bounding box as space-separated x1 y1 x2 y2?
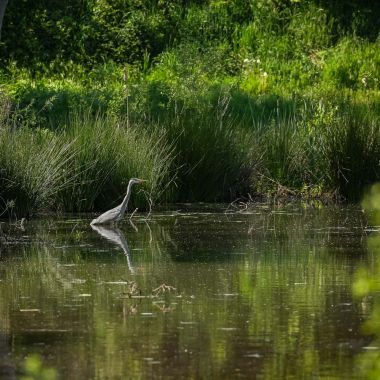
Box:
1 92 379 218
0 109 175 218
0 126 77 218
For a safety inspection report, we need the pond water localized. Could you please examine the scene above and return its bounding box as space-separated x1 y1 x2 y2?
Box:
0 203 378 379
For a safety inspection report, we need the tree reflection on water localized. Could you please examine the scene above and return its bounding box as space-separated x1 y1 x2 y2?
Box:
354 184 380 379
0 204 375 379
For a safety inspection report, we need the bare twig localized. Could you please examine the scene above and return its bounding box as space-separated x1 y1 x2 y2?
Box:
152 283 176 296
129 208 138 220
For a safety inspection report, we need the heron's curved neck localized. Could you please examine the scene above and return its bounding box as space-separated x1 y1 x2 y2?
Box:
119 181 134 215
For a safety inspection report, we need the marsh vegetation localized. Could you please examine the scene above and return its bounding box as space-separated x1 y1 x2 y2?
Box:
0 0 379 217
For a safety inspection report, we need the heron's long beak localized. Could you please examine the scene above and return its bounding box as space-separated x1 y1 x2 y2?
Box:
138 179 147 183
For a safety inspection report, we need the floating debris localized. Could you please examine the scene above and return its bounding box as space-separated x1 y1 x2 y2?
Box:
58 264 77 267
122 281 141 297
152 283 176 296
105 281 130 285
70 279 86 284
244 353 262 358
153 303 174 313
19 309 40 313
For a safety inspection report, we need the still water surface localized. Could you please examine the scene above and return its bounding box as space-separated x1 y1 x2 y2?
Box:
0 204 377 379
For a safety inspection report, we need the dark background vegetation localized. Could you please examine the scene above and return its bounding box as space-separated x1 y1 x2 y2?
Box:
2 0 380 66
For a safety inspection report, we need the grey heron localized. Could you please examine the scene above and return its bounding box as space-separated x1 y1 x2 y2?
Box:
90 178 146 225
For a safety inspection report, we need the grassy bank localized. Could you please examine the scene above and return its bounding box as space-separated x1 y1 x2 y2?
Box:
0 0 379 217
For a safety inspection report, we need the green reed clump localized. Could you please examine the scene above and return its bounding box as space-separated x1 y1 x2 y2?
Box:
136 73 255 201
165 111 252 202
0 96 175 217
250 112 311 195
0 127 77 218
0 91 78 218
320 104 380 200
246 98 380 200
57 110 175 212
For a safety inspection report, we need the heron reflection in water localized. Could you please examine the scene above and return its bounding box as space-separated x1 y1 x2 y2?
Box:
91 224 136 273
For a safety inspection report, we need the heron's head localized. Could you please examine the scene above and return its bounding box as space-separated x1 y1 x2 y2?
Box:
129 178 146 186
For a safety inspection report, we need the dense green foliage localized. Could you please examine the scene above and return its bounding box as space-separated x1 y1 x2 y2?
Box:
2 0 379 66
0 0 380 216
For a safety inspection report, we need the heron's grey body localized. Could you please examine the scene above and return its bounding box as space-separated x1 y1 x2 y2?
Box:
90 178 145 225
